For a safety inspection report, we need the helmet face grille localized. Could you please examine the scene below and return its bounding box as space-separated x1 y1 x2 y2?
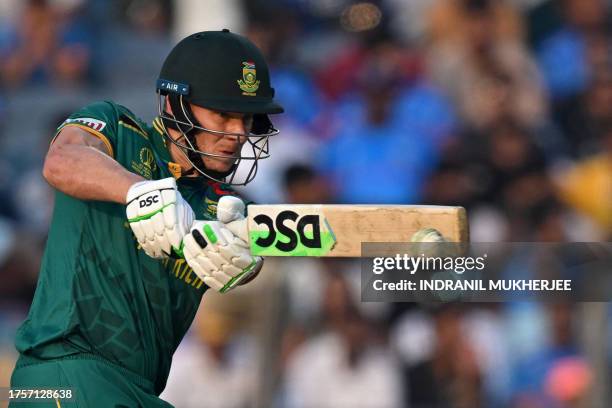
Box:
155 93 278 186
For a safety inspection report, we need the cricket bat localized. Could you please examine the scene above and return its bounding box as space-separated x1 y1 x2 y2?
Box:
237 205 468 257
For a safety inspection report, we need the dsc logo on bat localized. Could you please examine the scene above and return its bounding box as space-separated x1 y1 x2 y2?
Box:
250 209 336 256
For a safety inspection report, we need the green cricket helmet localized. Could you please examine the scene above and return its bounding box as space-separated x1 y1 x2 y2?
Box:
156 29 284 185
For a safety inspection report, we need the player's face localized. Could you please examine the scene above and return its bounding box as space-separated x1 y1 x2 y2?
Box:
190 104 253 172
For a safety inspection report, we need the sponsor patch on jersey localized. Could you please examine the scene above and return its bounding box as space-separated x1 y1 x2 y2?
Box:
63 117 107 131
205 197 218 218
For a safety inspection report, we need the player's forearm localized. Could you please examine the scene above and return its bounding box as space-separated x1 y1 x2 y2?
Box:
43 143 144 204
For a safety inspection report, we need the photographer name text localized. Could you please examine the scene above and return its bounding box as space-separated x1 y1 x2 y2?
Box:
373 279 572 292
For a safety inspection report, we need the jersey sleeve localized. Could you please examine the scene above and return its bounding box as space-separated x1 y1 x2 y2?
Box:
53 101 120 157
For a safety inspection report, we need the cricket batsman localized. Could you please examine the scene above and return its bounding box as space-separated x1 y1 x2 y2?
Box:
9 30 283 407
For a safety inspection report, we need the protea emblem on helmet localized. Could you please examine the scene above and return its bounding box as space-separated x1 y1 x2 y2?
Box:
237 61 260 95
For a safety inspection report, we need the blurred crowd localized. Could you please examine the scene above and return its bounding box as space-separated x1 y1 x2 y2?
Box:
0 0 610 407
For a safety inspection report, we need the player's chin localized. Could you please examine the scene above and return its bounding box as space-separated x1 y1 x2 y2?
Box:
204 157 237 172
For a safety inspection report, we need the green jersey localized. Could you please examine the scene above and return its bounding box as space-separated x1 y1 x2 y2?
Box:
15 101 239 394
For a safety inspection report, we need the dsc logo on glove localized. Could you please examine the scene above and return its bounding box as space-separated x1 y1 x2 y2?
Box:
139 195 160 208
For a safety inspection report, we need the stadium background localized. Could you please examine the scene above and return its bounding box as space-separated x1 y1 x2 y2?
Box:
0 0 610 407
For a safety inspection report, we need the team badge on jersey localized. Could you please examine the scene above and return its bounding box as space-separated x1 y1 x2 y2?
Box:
139 147 157 171
237 61 260 95
131 147 157 179
62 117 107 131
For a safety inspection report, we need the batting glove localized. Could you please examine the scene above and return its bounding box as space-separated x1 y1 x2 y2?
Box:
126 177 194 258
182 196 263 293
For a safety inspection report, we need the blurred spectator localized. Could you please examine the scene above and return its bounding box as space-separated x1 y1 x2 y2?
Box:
13 168 54 235
316 33 419 102
428 0 524 45
427 0 548 130
244 6 304 68
282 164 330 205
0 0 55 87
556 122 612 237
391 81 458 149
319 55 438 204
403 305 484 408
0 217 39 306
118 0 174 34
161 309 257 408
0 0 95 89
510 303 590 407
534 0 609 101
426 119 554 240
284 274 402 408
8 112 58 235
554 68 612 158
0 155 19 221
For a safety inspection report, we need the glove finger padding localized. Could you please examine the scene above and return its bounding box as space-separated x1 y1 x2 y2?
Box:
141 240 163 258
183 235 217 276
184 220 262 293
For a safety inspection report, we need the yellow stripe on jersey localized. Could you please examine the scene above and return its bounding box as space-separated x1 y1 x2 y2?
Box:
152 118 166 137
119 120 149 139
52 123 114 158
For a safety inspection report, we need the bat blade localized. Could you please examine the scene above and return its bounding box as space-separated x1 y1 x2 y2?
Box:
247 205 468 257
